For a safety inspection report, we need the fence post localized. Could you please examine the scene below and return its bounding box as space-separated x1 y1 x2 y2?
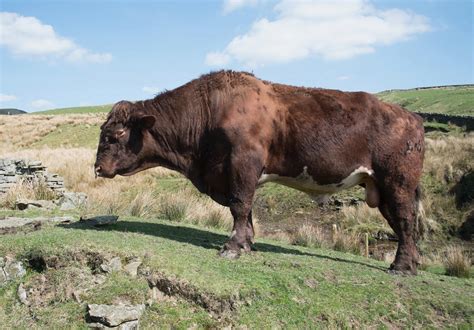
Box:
364 233 369 258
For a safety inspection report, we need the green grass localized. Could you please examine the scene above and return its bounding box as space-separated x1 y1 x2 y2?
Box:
35 104 112 115
0 217 472 328
377 85 474 115
32 123 100 148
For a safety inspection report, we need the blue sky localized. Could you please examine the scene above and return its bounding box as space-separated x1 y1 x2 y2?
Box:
0 0 472 112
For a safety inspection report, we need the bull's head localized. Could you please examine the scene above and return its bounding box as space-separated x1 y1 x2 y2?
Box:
94 101 156 178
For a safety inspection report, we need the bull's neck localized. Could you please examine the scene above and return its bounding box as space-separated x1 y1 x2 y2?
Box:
139 89 209 176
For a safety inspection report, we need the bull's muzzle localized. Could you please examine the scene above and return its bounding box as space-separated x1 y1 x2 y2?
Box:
94 165 102 178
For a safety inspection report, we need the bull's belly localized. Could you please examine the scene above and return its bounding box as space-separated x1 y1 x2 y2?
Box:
257 166 376 205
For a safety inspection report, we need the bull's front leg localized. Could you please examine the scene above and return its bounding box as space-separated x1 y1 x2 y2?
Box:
219 151 262 259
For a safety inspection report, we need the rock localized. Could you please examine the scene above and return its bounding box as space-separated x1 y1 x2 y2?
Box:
72 290 82 303
0 268 7 284
123 260 142 278
57 192 88 211
0 216 74 233
15 199 56 210
87 320 139 329
17 283 29 305
93 274 107 285
27 160 42 167
0 158 66 196
100 257 122 273
81 216 119 227
149 286 167 303
87 304 145 328
2 257 26 282
304 278 319 289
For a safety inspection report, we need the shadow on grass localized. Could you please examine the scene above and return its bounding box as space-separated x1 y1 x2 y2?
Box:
59 220 387 272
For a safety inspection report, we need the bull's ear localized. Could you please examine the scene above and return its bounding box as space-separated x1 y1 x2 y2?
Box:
135 114 156 129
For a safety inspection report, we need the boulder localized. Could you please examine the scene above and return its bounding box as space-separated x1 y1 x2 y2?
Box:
0 216 74 233
87 304 145 328
80 216 119 227
100 257 122 273
16 199 56 211
17 283 29 305
123 260 142 278
1 257 26 285
57 192 88 211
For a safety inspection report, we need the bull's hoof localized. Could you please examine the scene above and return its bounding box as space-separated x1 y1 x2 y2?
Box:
218 248 240 260
241 242 253 253
388 262 417 275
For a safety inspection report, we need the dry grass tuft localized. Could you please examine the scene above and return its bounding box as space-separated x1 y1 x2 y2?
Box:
424 134 474 183
0 177 58 209
290 224 326 248
265 232 292 244
160 195 188 222
444 246 471 278
129 190 157 217
339 204 391 237
332 230 362 255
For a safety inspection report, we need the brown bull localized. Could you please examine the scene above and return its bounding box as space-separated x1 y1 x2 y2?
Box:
95 71 425 274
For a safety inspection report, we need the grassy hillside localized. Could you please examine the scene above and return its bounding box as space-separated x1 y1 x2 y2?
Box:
36 104 112 115
377 85 474 116
31 123 101 149
32 85 474 116
0 217 472 328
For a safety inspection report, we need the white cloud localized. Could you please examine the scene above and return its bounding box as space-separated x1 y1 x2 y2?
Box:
208 0 431 67
0 12 112 63
142 86 161 94
223 0 261 14
337 75 350 81
0 93 17 102
205 52 231 66
31 99 54 110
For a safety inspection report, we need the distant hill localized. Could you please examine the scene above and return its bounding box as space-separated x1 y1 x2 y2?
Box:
33 85 474 116
376 85 474 116
36 104 112 115
0 108 27 115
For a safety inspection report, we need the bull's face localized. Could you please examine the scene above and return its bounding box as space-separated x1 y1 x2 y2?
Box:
94 101 156 178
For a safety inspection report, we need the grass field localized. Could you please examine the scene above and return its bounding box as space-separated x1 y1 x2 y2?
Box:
1 102 473 327
377 85 474 116
0 217 472 328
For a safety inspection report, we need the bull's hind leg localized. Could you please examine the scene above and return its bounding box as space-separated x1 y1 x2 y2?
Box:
378 182 420 275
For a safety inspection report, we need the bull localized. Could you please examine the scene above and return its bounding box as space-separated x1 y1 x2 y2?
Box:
95 71 425 274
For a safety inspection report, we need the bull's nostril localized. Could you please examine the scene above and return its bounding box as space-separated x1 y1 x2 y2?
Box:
94 165 102 178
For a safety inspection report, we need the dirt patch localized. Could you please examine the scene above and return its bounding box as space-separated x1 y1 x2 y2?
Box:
22 267 102 307
22 248 109 273
19 248 239 319
146 271 238 316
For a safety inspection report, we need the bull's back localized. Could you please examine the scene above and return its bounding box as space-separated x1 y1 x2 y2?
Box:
266 85 422 183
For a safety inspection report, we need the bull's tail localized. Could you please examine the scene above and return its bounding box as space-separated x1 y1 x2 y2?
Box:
414 185 426 241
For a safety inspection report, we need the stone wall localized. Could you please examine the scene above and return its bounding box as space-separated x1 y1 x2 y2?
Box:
416 112 474 131
0 159 65 195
